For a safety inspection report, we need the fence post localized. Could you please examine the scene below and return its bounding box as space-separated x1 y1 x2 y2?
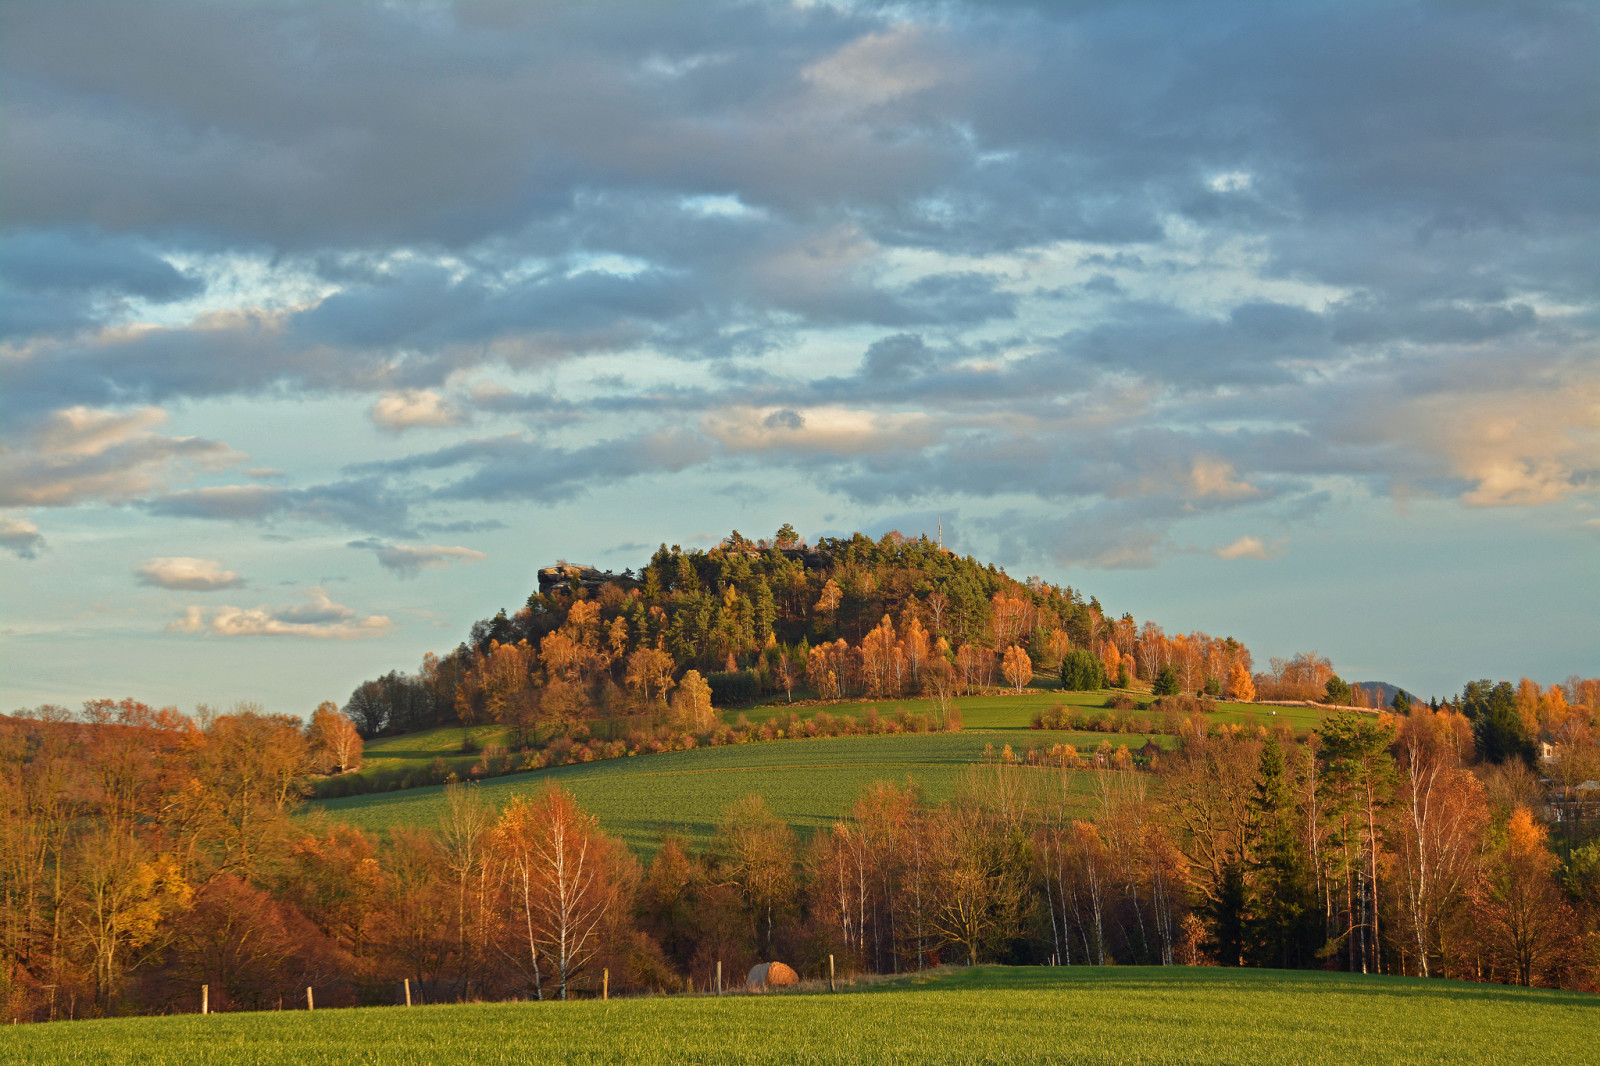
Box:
828 955 835 993
716 960 722 995
603 969 609 1001
306 986 314 1011
202 985 208 1015
404 978 412 1007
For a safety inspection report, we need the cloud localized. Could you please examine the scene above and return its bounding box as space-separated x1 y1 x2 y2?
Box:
0 516 46 559
169 587 391 640
145 477 412 535
1212 535 1286 561
135 556 244 590
1186 458 1262 501
703 406 938 455
0 406 242 507
369 389 464 431
361 429 715 505
348 538 486 578
0 0 1596 577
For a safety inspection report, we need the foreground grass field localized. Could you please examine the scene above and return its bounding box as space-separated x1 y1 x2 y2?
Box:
314 732 1118 854
7 966 1594 1065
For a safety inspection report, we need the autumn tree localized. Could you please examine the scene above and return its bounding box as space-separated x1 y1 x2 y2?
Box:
712 796 797 956
494 785 633 1000
1001 645 1033 694
1472 807 1573 986
1227 661 1255 702
1392 707 1487 977
624 645 675 706
306 702 362 774
669 670 715 732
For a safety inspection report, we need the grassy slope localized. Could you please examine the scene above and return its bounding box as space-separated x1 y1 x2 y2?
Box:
313 732 1114 856
347 687 1307 788
8 966 1595 1066
322 689 1320 855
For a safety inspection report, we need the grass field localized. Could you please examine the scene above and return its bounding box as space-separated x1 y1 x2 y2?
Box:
735 685 1313 731
313 731 1124 855
7 966 1594 1065
339 687 1315 796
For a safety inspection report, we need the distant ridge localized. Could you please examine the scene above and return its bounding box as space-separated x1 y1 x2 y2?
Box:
1352 681 1417 706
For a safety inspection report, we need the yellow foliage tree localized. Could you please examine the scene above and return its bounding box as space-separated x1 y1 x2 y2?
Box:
1227 661 1255 702
1001 645 1032 694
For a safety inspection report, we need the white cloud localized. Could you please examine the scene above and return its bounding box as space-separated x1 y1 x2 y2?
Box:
170 587 392 640
369 389 464 431
1213 535 1286 560
1186 458 1262 501
704 405 938 455
135 556 244 590
352 540 487 578
0 516 46 559
0 406 243 507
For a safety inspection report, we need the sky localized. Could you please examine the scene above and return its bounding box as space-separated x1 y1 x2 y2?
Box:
1 1 1596 714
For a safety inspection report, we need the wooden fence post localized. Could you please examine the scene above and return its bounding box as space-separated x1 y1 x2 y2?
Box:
306 986 314 1011
603 969 609 1001
404 978 412 1007
201 985 208 1015
716 960 722 995
828 955 835 993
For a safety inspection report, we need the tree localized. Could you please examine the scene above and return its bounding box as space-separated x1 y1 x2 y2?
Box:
1059 649 1105 692
712 796 797 956
1318 712 1397 974
1324 676 1352 706
624 645 676 706
1001 646 1032 694
1153 665 1179 697
306 702 362 774
928 799 1025 966
1242 742 1319 968
1472 807 1572 986
1392 708 1487 977
70 830 191 1007
494 785 632 1000
670 670 715 732
1466 681 1534 765
1227 662 1255 702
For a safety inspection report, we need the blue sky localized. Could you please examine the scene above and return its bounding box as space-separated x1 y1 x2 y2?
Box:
2 1 1595 713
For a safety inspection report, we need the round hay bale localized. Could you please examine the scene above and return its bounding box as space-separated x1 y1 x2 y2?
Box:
746 961 799 992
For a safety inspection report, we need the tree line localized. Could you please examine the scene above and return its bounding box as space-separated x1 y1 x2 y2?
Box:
3 681 1597 1021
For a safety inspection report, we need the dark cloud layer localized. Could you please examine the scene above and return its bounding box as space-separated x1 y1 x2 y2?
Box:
1 1 1595 570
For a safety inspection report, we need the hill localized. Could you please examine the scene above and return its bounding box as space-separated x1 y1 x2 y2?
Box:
6 966 1594 1065
333 527 1258 750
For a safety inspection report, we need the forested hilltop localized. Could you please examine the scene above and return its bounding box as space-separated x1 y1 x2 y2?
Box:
344 526 1271 741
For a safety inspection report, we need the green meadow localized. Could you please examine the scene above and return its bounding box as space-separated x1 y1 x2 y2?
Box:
7 966 1593 1066
340 685 1302 794
312 731 1118 855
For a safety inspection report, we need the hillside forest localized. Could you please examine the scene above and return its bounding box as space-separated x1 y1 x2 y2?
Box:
339 530 1385 757
2 530 1597 1019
